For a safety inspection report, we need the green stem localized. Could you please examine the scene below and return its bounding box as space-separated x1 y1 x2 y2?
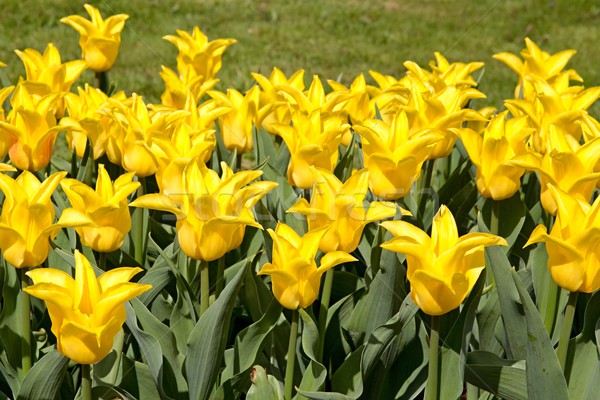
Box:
317 269 334 362
200 260 210 316
96 71 109 94
98 252 107 271
133 178 146 267
490 200 500 235
18 269 31 379
557 291 579 372
285 310 299 400
426 316 440 400
236 153 243 172
81 364 92 400
544 283 561 335
215 258 225 299
418 159 435 220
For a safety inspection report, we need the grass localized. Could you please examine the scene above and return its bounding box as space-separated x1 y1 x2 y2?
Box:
1 0 599 114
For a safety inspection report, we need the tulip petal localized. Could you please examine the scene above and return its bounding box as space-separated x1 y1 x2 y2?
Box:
318 251 357 273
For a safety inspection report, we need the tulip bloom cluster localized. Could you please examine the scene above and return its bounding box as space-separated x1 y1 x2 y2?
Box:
0 4 599 400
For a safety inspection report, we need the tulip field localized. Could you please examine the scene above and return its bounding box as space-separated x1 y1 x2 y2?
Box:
0 2 599 400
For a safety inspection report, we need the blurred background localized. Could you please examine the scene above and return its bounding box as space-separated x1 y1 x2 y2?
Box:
1 0 599 112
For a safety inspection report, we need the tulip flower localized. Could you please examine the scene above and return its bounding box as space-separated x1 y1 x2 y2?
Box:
0 85 14 158
59 165 140 253
209 86 272 153
381 205 507 315
24 250 151 364
327 74 376 124
493 38 581 100
60 84 128 159
258 223 356 310
131 161 277 261
353 111 442 200
525 185 600 292
508 125 600 215
403 84 486 159
271 109 349 189
61 4 129 72
159 65 220 110
15 43 87 114
0 84 62 171
0 164 15 172
163 26 236 84
102 94 187 177
288 168 400 252
0 171 68 268
460 111 533 200
252 67 305 133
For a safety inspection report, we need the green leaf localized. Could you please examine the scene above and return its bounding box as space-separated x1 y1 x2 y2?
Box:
93 385 138 400
565 291 600 400
464 351 527 400
345 249 406 346
484 246 528 360
130 298 188 396
185 262 247 400
296 309 327 397
220 299 282 391
247 365 284 400
16 350 68 400
125 302 172 400
511 269 569 400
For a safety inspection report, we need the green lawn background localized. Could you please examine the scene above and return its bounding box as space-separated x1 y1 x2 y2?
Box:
1 0 599 113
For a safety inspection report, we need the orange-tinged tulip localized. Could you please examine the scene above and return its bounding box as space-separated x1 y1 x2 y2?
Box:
271 109 348 189
258 223 356 310
525 185 600 292
24 250 151 364
381 205 507 315
59 165 140 252
61 4 129 72
353 111 442 200
460 111 532 200
131 161 277 261
288 168 400 253
0 84 62 171
0 171 68 268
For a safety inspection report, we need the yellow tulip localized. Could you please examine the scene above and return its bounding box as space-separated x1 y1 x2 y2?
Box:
102 94 187 177
163 26 236 84
159 65 220 110
61 4 129 72
24 250 151 364
403 85 486 159
59 165 140 253
271 109 348 189
328 74 376 124
460 111 532 200
0 171 67 268
508 125 600 215
526 185 600 292
428 52 485 88
131 161 277 261
0 164 16 172
252 67 305 134
0 84 62 171
258 223 356 310
61 84 128 159
15 43 87 117
0 85 15 159
209 86 272 153
381 205 507 315
288 168 400 253
353 111 442 200
493 38 581 100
